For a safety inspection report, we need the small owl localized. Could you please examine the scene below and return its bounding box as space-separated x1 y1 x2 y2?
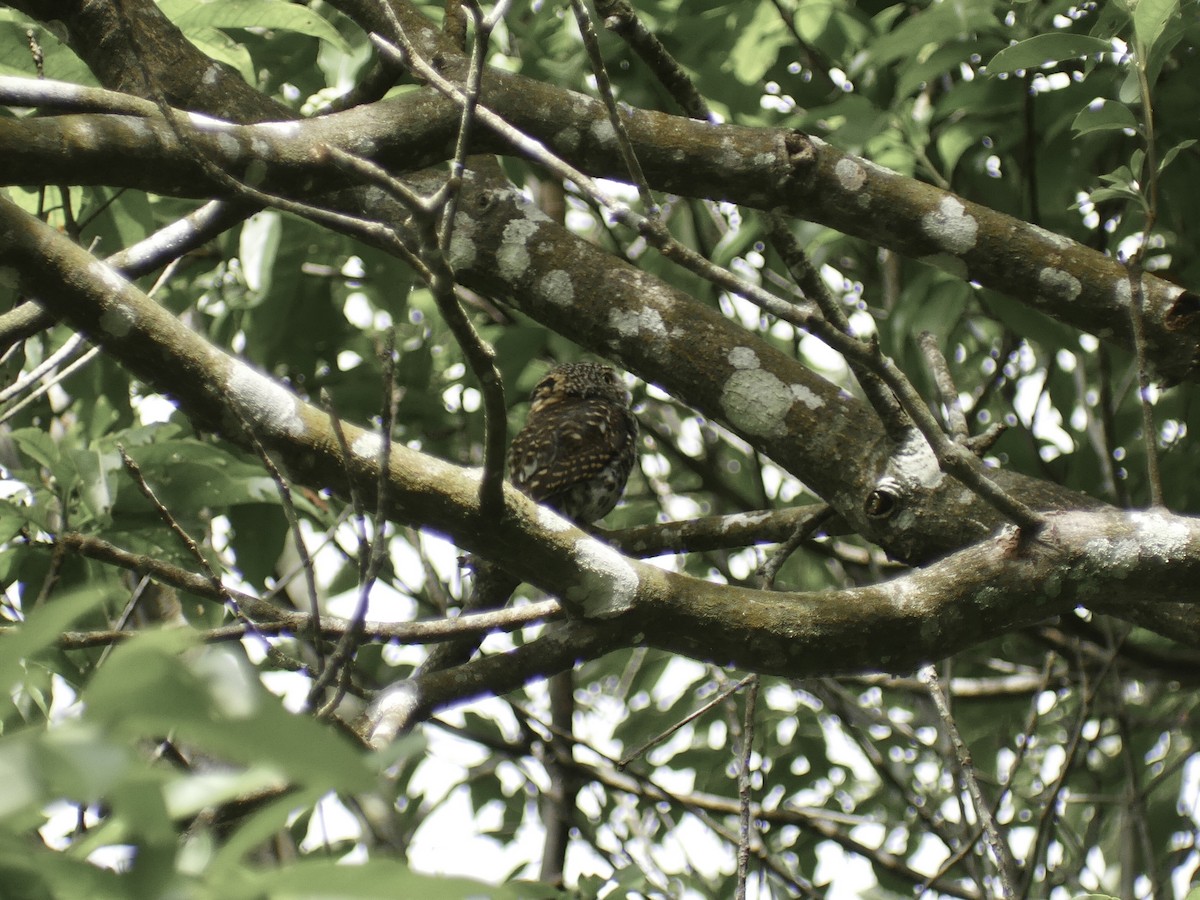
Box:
508 362 638 524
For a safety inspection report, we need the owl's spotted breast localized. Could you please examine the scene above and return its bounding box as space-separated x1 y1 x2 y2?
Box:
508 363 637 524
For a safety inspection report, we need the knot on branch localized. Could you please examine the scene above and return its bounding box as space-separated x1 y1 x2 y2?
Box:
864 475 903 520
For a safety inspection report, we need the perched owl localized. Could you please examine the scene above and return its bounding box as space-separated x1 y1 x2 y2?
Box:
414 363 636 679
508 362 638 524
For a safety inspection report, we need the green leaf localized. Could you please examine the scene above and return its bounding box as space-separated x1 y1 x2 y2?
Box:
238 858 535 898
1129 0 1178 55
116 439 280 514
0 16 96 84
0 499 28 546
0 587 104 694
869 0 999 66
9 428 61 478
83 632 373 793
0 831 124 900
173 24 256 85
0 733 42 819
39 720 136 804
987 33 1113 75
1158 138 1197 173
935 123 980 176
163 0 351 54
68 446 120 527
1072 99 1141 135
727 3 790 85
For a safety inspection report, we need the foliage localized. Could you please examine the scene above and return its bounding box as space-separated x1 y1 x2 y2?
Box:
0 0 1198 898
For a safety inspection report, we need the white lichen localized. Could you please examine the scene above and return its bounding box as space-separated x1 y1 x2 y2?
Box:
556 127 581 151
214 133 241 160
720 511 771 531
1038 267 1082 301
351 431 384 463
790 383 823 410
1113 277 1134 308
590 119 616 147
225 364 305 436
892 430 944 489
1028 223 1073 250
921 196 978 254
539 270 575 307
448 213 478 270
609 306 666 342
535 504 573 533
565 537 639 617
721 367 793 438
1129 510 1192 560
99 304 135 338
835 158 867 191
728 347 759 369
498 218 539 280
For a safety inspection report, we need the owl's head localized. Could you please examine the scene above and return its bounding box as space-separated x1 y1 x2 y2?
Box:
528 362 630 413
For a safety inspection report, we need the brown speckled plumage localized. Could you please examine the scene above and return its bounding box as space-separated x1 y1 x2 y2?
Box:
508 362 637 524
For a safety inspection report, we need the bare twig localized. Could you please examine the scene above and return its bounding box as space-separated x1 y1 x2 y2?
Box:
245 427 324 666
735 675 760 900
570 0 656 210
313 334 399 716
117 445 240 614
52 531 562 642
434 0 511 253
328 142 511 515
617 674 756 769
920 665 1016 897
0 74 159 116
765 213 906 435
1125 40 1164 507
1126 268 1164 507
594 0 713 122
755 506 834 589
918 331 970 441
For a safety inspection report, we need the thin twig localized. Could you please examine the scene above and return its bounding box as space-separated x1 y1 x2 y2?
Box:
918 331 970 441
372 16 512 516
755 505 834 589
616 674 756 769
920 665 1016 897
0 73 160 116
117 445 240 614
594 0 713 122
765 213 906 434
434 0 511 252
735 675 760 900
1126 268 1164 507
242 427 324 667
314 333 399 716
1126 41 1164 507
52 530 563 642
324 146 509 515
570 0 657 210
0 346 101 426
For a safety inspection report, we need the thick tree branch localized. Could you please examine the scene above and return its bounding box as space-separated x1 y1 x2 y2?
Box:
3 62 1197 381
5 202 1200 689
